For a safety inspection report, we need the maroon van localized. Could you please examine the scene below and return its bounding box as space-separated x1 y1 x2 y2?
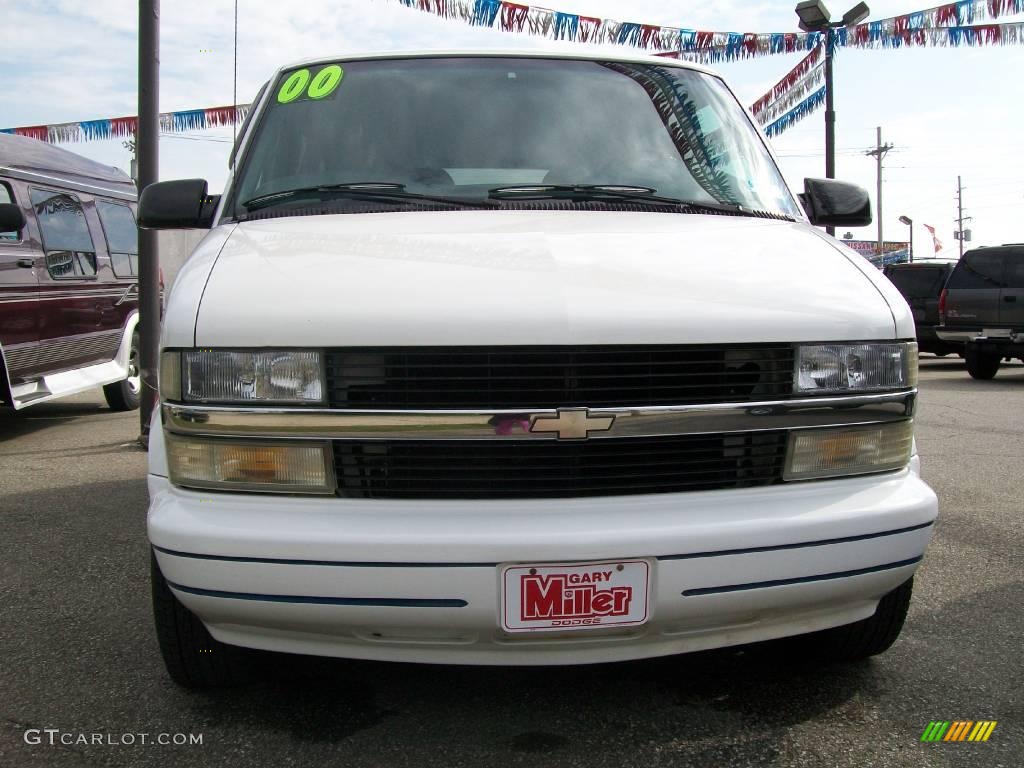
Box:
0 133 141 411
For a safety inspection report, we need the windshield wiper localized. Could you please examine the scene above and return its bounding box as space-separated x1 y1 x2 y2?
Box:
487 184 794 220
242 182 497 212
489 184 676 203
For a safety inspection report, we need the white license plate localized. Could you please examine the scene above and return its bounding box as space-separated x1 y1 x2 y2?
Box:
500 560 650 633
983 328 1012 338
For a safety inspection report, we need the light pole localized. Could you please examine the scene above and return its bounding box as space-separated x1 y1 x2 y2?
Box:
794 1 870 237
138 0 160 444
899 215 913 262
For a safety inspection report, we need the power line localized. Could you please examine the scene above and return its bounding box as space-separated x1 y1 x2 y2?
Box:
969 201 1024 211
775 146 870 155
159 132 232 143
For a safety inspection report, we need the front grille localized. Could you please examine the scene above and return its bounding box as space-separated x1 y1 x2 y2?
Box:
333 432 788 499
325 345 795 409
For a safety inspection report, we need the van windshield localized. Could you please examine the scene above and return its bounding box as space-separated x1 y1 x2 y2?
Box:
230 57 801 219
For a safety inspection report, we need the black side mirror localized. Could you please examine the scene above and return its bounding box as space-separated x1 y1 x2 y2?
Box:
802 178 872 228
138 179 215 229
0 203 26 233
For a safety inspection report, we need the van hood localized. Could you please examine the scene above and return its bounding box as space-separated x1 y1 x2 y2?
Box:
193 211 899 346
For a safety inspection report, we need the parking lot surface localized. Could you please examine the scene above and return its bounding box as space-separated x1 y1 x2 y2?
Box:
1 357 1021 767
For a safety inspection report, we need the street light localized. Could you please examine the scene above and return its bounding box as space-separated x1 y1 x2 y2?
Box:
795 0 831 31
794 1 871 236
899 214 913 262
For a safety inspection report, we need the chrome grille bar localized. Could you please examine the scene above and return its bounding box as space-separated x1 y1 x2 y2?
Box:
163 391 915 441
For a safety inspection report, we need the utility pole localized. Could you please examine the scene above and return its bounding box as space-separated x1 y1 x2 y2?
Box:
138 0 160 444
954 176 972 259
122 139 137 182
957 176 964 259
865 126 893 257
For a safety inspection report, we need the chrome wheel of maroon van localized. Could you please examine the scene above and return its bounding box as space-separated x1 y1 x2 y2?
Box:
103 331 141 411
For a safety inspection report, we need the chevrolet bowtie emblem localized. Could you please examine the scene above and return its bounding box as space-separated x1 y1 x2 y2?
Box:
530 408 615 440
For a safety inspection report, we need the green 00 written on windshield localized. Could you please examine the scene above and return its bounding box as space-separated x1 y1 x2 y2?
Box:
228 57 802 220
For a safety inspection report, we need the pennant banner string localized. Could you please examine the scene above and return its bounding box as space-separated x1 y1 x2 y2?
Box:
655 17 1024 61
757 20 1024 137
754 63 826 126
765 86 827 138
387 0 1024 60
1 104 251 145
4 12 1024 144
749 44 823 118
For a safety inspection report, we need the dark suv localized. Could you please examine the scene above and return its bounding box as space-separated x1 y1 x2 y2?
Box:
937 245 1024 379
883 262 957 356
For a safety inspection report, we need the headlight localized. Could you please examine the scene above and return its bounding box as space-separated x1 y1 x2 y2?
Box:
795 342 917 394
784 421 914 481
161 349 325 404
166 436 334 494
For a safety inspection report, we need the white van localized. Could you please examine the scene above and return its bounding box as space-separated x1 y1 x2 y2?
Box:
141 51 937 688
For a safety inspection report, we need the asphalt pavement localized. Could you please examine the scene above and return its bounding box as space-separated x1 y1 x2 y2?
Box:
1 357 1021 768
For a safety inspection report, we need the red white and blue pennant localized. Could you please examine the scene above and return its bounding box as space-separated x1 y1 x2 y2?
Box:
391 0 1024 61
1 105 249 144
4 1 1023 144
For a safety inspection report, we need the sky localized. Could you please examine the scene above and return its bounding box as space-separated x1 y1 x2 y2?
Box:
3 0 1023 257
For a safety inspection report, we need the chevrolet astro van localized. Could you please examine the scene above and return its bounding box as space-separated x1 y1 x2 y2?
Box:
141 52 938 688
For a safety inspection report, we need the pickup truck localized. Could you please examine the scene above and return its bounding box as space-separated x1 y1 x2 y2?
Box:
937 245 1024 378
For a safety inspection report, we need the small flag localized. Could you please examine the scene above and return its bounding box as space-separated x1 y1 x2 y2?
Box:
923 223 944 254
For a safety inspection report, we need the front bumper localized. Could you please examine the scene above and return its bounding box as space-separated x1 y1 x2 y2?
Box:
148 464 937 665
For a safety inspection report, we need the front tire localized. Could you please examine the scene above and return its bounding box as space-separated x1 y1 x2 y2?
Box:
103 331 141 411
787 578 914 662
964 346 1001 380
150 551 255 689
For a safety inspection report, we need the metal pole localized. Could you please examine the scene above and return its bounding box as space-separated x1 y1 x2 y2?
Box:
824 28 836 236
138 0 160 443
908 224 913 262
233 0 238 146
865 128 893 258
875 126 883 257
824 31 835 180
957 175 964 259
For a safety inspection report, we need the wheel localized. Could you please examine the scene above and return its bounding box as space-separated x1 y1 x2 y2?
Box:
103 331 141 410
786 578 914 662
964 346 1001 380
150 551 255 689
